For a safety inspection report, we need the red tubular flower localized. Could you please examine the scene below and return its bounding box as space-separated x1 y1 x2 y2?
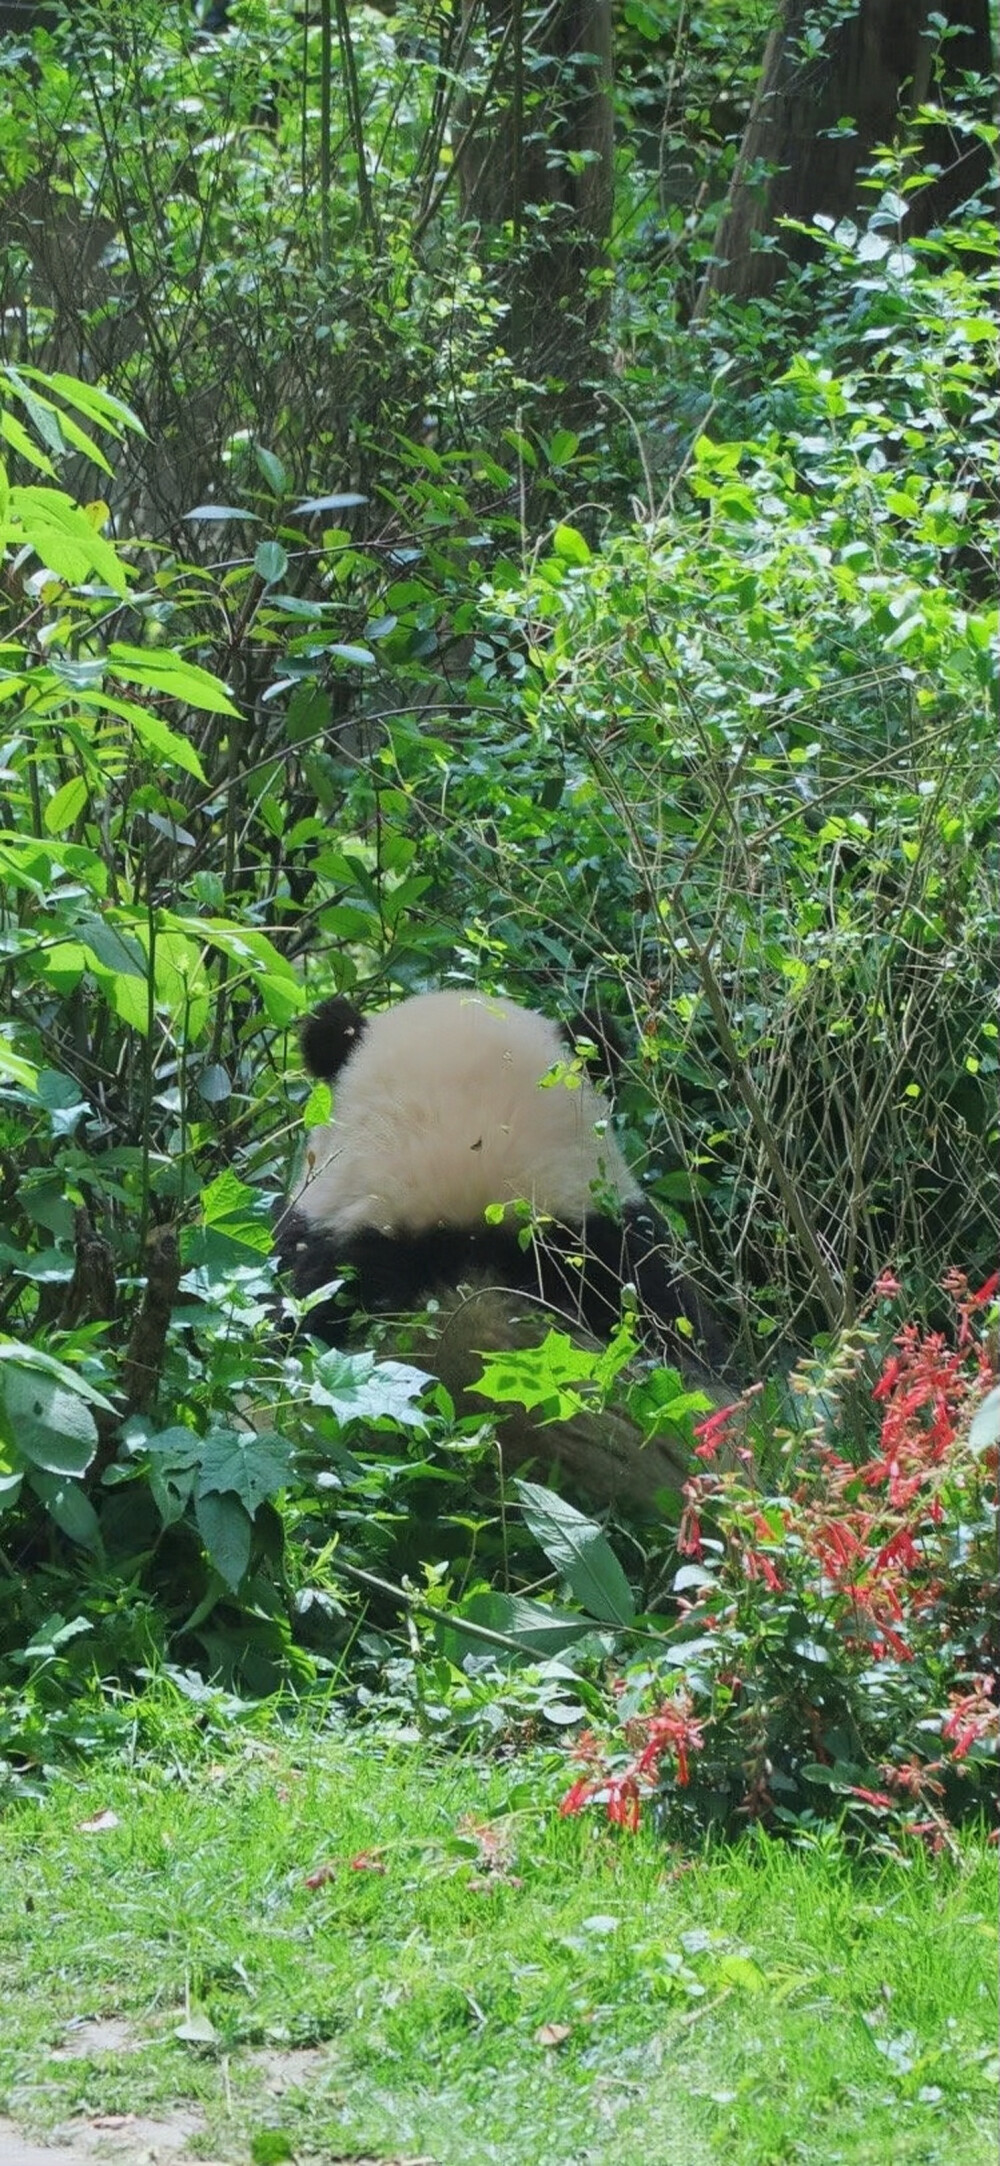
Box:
605 1775 642 1831
559 1777 597 1818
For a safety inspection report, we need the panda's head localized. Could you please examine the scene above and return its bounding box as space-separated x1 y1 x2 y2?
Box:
289 988 640 1243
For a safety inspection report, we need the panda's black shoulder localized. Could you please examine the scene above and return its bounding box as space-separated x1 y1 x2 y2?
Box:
559 1006 626 1087
301 996 366 1082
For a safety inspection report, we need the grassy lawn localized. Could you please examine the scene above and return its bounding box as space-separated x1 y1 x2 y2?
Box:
0 1722 995 2166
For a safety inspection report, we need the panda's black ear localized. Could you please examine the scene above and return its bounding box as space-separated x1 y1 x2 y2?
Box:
301 996 366 1082
561 1007 626 1088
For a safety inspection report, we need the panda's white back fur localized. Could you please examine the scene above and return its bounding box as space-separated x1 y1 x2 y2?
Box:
293 989 640 1238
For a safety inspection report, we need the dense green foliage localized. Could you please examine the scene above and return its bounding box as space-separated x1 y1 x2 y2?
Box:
0 0 996 1836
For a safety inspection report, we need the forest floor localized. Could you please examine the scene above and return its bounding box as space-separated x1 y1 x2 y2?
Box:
0 1726 995 2166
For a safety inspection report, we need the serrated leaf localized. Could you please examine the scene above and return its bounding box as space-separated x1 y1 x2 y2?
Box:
196 1428 293 1514
200 1169 258 1225
514 1481 635 1625
309 1348 430 1428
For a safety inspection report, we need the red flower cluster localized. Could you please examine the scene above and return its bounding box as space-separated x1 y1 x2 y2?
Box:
559 1695 705 1832
559 1270 998 1841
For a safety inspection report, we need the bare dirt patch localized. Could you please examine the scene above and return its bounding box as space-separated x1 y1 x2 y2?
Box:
0 2109 209 2165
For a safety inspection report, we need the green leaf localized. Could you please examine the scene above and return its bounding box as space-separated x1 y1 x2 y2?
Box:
547 429 580 468
194 1488 252 1590
254 540 288 585
0 1366 97 1477
438 1590 597 1665
44 775 89 834
514 1482 635 1625
200 1170 258 1226
29 1470 103 1551
196 1429 293 1514
471 1330 606 1422
141 1425 200 1526
551 523 591 565
0 1041 39 1087
74 912 147 978
19 368 141 437
0 408 57 476
0 1340 114 1411
328 643 376 668
107 643 238 718
11 1611 92 1663
309 1348 430 1429
10 485 130 594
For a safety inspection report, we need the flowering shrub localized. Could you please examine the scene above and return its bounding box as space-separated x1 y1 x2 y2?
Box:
561 1274 999 1847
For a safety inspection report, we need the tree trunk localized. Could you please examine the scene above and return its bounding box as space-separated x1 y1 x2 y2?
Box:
695 0 995 314
458 0 614 399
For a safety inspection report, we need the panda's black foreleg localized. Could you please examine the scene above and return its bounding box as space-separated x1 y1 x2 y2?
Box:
578 1203 729 1372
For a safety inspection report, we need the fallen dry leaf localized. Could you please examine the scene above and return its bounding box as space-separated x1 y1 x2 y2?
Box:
76 1809 120 1834
533 2021 572 2048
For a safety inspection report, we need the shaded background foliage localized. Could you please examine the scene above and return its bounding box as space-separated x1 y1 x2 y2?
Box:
0 0 995 1759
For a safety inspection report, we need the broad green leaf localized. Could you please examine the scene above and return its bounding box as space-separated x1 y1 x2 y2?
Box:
328 643 376 668
0 1339 114 1410
74 912 147 978
29 1470 103 1551
44 775 89 833
196 1428 293 1514
142 1425 200 1526
547 429 580 468
471 1330 600 1421
551 523 591 565
201 1171 258 1226
254 540 288 584
126 703 208 780
195 1488 252 1590
0 1366 97 1477
309 1348 430 1428
11 1611 92 1662
439 1590 596 1666
200 1171 272 1253
514 1480 635 1625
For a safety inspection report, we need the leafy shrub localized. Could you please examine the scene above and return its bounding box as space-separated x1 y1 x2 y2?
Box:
556 1273 998 1846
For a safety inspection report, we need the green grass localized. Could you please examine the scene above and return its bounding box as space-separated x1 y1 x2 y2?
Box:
0 1720 995 2166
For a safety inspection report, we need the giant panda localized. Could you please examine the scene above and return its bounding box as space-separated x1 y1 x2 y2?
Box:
276 989 729 1506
